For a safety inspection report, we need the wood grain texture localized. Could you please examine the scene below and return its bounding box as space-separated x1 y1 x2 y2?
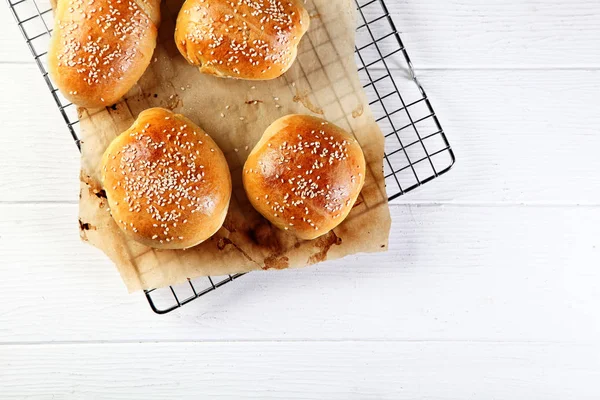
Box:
1 203 598 343
2 342 600 399
378 0 600 68
0 4 33 63
3 0 600 398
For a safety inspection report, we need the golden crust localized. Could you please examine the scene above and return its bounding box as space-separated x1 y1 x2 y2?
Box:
243 115 366 240
175 0 309 80
101 108 232 250
48 0 160 108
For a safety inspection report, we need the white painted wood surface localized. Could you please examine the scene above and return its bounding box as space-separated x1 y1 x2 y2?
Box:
1 1 600 398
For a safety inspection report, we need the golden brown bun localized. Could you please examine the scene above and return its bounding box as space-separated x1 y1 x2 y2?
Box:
48 0 160 108
175 0 309 80
243 115 366 240
101 108 232 249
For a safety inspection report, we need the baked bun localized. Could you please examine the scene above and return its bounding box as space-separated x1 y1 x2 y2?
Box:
243 115 366 240
48 0 160 108
101 108 232 249
175 0 309 80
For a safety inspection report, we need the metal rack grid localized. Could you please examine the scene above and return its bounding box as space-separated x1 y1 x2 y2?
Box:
8 0 455 314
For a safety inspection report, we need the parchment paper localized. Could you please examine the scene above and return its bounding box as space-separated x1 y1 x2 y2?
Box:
78 0 392 292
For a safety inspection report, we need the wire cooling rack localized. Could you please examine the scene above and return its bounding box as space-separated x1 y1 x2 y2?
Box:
8 0 454 314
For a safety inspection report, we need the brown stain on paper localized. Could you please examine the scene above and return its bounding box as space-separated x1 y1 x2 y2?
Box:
80 172 107 208
163 93 183 110
216 235 261 268
249 222 284 254
263 255 290 270
222 212 295 271
293 90 324 115
80 172 102 193
216 237 233 251
220 212 291 270
79 219 97 242
308 231 342 264
79 219 97 231
221 214 238 233
80 172 107 201
221 215 342 270
352 104 364 118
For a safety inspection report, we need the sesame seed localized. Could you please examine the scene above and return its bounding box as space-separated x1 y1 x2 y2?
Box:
253 125 355 223
180 0 303 78
104 111 220 240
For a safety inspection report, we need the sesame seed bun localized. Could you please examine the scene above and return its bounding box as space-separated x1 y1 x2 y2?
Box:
101 108 232 250
243 114 366 240
174 0 309 80
48 0 161 108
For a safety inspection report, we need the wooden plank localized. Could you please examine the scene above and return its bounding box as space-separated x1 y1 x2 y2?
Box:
0 63 80 203
1 63 599 204
0 203 598 343
0 2 35 63
1 341 599 399
378 0 600 68
3 0 600 67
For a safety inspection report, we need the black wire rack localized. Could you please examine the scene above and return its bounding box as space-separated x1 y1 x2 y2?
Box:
8 0 455 314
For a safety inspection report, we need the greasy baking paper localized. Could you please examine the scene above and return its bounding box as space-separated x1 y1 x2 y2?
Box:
78 0 392 292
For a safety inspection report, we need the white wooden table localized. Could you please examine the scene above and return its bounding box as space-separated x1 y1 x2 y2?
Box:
2 1 600 398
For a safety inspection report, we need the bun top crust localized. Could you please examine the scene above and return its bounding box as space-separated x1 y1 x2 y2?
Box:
243 114 366 240
175 0 310 80
101 108 232 249
48 0 160 108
